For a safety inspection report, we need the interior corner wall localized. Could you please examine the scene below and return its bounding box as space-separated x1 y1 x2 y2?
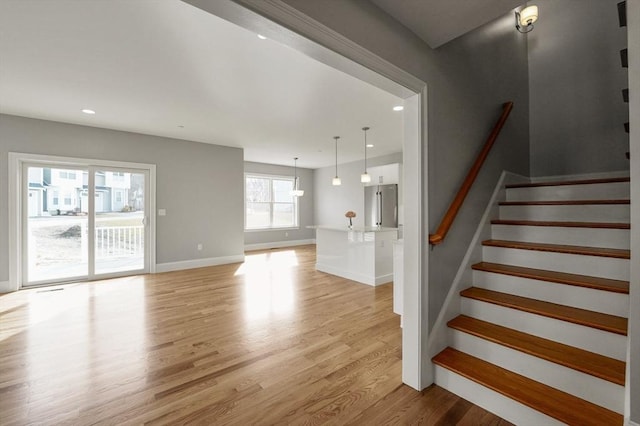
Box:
243 161 315 245
528 0 629 177
0 114 245 283
276 0 530 330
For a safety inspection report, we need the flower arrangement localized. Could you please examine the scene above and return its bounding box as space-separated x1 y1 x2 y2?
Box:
345 211 356 228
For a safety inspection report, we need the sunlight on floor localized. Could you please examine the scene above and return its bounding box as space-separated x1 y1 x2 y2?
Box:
236 250 298 322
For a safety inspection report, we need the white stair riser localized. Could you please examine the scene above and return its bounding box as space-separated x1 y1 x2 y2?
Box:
499 204 629 222
506 182 630 202
461 298 627 360
434 366 564 426
472 271 629 317
449 329 624 413
482 246 629 281
491 225 630 250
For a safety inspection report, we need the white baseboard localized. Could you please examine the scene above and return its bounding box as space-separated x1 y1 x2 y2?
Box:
530 170 630 183
0 280 15 293
156 254 245 273
244 239 315 252
627 421 640 426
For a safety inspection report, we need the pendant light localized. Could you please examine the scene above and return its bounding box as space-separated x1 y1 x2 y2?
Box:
332 136 341 186
361 127 371 183
290 157 304 197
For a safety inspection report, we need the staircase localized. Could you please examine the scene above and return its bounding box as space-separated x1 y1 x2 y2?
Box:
432 177 630 425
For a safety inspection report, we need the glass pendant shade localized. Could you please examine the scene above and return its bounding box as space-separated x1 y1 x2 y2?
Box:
290 158 304 197
519 5 538 26
332 136 341 186
361 127 370 184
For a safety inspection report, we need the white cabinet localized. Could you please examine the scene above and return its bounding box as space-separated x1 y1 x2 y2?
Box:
365 163 401 186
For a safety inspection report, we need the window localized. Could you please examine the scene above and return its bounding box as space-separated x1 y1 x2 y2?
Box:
245 174 298 230
52 191 59 205
59 171 76 179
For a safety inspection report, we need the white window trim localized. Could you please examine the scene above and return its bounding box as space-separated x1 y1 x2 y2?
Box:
244 172 300 231
8 152 157 291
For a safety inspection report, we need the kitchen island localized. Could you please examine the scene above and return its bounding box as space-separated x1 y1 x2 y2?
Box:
311 226 398 286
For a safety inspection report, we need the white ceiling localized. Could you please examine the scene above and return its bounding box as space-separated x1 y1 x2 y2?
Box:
0 0 404 169
370 0 525 48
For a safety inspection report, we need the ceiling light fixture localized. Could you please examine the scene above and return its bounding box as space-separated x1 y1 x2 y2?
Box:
393 106 404 111
361 127 371 183
257 34 267 40
290 157 304 197
366 144 374 148
332 136 341 186
81 109 96 115
515 5 538 33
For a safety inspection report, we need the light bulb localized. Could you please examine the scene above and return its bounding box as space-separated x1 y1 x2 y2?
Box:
361 173 371 183
332 177 342 186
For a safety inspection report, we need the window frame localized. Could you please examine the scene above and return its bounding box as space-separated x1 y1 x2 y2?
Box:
244 173 299 231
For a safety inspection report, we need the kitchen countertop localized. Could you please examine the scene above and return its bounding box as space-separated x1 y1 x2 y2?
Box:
308 225 399 232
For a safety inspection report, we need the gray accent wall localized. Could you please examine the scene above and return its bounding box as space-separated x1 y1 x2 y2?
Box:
244 161 315 246
278 0 530 329
528 0 629 176
0 114 245 283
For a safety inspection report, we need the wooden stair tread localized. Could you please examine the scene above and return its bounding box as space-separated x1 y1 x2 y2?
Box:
505 177 630 189
491 219 630 229
448 315 626 385
460 287 628 335
500 199 630 206
482 239 630 259
432 347 623 425
472 262 629 293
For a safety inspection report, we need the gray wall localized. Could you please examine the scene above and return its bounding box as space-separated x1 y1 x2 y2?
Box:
528 0 629 176
279 0 530 329
0 114 245 282
314 152 402 228
244 161 315 245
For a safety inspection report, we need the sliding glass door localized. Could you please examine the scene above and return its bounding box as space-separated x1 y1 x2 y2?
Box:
23 164 149 286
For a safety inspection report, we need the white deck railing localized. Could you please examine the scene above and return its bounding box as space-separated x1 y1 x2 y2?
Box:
95 226 144 258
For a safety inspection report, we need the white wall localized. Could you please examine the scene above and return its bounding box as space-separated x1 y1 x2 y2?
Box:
244 161 315 247
0 114 245 285
528 0 629 176
314 153 402 228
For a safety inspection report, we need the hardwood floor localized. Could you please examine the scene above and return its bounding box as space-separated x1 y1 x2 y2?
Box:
0 245 511 425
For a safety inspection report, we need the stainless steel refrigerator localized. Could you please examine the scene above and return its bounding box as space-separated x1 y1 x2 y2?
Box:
364 184 398 227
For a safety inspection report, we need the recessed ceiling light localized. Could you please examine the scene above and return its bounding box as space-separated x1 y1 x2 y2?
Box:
393 106 404 111
366 144 374 148
178 125 184 128
81 109 96 115
257 34 267 40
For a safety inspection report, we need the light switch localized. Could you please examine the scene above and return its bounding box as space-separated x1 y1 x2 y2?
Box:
158 209 166 216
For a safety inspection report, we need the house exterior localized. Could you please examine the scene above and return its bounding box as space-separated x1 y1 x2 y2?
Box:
26 168 134 216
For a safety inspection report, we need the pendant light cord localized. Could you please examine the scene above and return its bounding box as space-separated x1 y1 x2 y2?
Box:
334 136 339 177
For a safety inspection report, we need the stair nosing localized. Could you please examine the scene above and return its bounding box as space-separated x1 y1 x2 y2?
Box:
460 287 628 335
505 177 630 189
471 262 629 294
499 199 630 206
432 347 623 425
482 239 630 259
491 219 630 229
448 315 626 385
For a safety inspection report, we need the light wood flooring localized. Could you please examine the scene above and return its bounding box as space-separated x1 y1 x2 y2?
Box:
0 245 511 425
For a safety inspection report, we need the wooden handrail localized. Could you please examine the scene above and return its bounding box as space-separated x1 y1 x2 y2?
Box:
429 101 514 246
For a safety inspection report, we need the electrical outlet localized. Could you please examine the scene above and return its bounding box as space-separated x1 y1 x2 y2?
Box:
197 243 203 251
